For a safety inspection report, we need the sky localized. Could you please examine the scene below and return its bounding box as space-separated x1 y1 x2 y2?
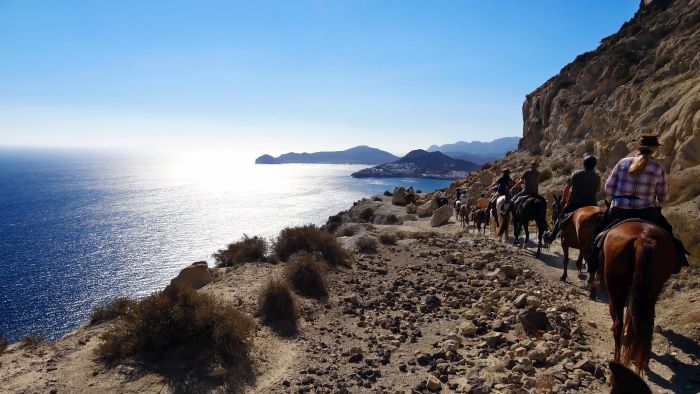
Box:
0 0 639 156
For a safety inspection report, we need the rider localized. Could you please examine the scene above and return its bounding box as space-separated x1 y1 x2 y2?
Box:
509 161 541 210
545 155 601 242
459 191 469 206
476 193 489 210
587 135 689 277
488 169 513 202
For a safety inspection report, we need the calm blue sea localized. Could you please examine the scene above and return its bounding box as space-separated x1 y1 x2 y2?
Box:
0 148 451 342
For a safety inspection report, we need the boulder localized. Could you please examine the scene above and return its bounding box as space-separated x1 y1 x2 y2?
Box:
426 375 442 392
519 311 550 335
416 202 434 218
430 204 452 227
392 187 407 206
166 261 212 291
406 203 417 214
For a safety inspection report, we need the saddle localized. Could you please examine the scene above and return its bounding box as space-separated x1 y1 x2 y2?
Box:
512 194 545 212
592 218 671 249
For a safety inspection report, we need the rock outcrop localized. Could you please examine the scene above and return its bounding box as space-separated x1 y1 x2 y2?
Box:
430 204 453 227
521 0 700 173
166 261 212 291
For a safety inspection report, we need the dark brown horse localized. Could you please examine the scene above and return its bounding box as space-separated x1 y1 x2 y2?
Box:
470 208 488 234
559 206 605 281
458 204 470 228
601 221 675 374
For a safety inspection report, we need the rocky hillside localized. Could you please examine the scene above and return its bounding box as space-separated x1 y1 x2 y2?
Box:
451 0 700 262
255 146 399 165
352 150 479 180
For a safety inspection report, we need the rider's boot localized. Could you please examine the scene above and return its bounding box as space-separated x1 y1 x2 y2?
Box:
544 219 561 244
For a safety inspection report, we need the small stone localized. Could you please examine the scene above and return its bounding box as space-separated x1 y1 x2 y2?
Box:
426 375 442 391
513 294 528 308
348 347 363 363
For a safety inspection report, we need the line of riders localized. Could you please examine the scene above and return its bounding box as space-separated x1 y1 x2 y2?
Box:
452 135 689 299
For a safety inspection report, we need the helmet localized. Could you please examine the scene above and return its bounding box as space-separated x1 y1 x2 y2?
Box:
583 155 597 170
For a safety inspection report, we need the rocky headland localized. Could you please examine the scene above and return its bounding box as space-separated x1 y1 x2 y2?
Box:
255 146 399 165
351 150 480 180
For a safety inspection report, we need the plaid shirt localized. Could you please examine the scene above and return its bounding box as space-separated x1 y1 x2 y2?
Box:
605 154 668 209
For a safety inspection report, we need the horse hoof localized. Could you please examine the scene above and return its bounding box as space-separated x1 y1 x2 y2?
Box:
559 275 566 282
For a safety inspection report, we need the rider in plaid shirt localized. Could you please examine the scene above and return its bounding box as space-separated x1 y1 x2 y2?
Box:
605 153 669 209
586 135 688 299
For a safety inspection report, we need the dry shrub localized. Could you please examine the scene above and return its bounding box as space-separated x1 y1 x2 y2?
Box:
359 207 375 222
324 211 345 233
19 335 45 348
372 196 383 202
213 235 267 267
379 233 397 245
338 225 358 237
667 211 700 266
0 332 8 354
266 255 280 265
258 278 298 322
356 236 378 253
536 374 557 391
274 225 349 267
539 168 553 182
285 252 327 298
384 214 399 224
90 297 137 325
97 287 254 365
668 167 700 204
480 163 492 171
383 190 393 197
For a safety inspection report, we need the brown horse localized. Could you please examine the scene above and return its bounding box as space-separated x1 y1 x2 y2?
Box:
559 206 605 281
601 221 675 374
470 208 488 234
458 204 470 228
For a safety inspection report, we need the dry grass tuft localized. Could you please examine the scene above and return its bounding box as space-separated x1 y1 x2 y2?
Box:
97 287 254 365
536 374 557 391
379 233 397 245
258 278 299 322
213 235 268 267
274 225 350 267
337 225 358 237
90 297 137 325
359 207 375 222
384 214 400 224
356 236 378 253
285 252 328 298
19 335 45 348
324 211 345 233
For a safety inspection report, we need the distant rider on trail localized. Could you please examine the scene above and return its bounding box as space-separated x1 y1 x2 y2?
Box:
476 193 489 210
587 135 689 282
545 155 601 242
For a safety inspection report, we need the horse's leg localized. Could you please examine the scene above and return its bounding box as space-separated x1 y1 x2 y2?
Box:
576 253 584 274
608 288 627 364
561 244 569 281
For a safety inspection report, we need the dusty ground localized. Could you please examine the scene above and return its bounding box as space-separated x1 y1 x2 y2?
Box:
1 195 698 393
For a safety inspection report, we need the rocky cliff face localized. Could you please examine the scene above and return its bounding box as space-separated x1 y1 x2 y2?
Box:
521 0 699 173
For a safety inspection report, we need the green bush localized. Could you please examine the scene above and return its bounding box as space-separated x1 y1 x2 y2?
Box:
213 235 268 267
274 225 350 267
258 278 298 322
90 297 137 325
285 252 328 298
97 287 254 365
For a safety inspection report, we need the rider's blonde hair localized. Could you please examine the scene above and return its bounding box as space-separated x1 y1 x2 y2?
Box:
628 147 654 177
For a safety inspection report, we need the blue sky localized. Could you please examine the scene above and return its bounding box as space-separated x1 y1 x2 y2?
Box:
0 0 638 156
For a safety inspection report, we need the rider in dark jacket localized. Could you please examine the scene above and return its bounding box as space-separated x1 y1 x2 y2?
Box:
488 169 513 201
545 155 601 242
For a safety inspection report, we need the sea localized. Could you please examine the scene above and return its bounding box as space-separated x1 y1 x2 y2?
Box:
0 148 452 342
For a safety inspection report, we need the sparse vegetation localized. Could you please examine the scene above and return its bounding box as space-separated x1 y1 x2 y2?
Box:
0 332 8 354
480 163 492 171
338 225 358 237
274 225 350 267
356 236 378 253
384 214 399 224
324 211 345 233
539 168 553 182
213 235 268 267
379 233 397 245
285 252 328 298
667 212 700 266
97 286 254 365
359 207 375 222
258 278 298 322
19 335 45 348
383 190 393 197
90 297 137 325
372 196 383 202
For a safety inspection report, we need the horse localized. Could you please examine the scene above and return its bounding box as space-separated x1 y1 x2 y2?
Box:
511 196 548 257
494 195 510 242
458 204 470 228
609 361 652 394
600 221 675 375
559 206 606 281
470 208 488 234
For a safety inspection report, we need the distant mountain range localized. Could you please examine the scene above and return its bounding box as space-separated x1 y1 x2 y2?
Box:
255 146 399 165
351 150 479 180
427 137 519 164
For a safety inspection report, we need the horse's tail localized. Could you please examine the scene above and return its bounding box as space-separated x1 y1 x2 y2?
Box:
621 236 656 372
